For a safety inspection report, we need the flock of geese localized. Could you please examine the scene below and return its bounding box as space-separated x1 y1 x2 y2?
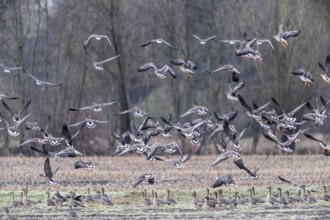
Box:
1 22 330 219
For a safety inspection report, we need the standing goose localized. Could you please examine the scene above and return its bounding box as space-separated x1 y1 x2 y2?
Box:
100 187 113 206
322 186 330 201
318 54 330 84
3 207 16 220
10 192 23 207
164 189 177 205
85 188 94 203
284 190 300 204
46 191 56 206
276 188 288 205
192 191 204 208
251 187 265 204
266 186 279 206
141 191 152 206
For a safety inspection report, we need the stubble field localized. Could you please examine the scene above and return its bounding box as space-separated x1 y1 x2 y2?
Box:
1 154 330 219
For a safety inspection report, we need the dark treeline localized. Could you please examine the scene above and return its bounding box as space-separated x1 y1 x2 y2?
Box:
0 0 329 155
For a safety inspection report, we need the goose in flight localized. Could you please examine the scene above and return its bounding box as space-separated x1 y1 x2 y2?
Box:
69 100 118 112
84 34 113 48
137 63 176 79
180 105 209 117
211 174 235 188
210 150 241 167
234 155 268 180
291 69 314 86
304 133 330 149
92 55 120 71
141 38 177 50
23 68 62 86
191 34 217 45
74 160 94 169
2 98 31 124
170 59 197 76
132 174 155 188
114 106 148 117
4 113 31 137
41 157 59 186
216 31 274 50
226 81 245 101
273 24 301 48
68 118 107 129
0 63 22 73
318 54 330 84
235 38 262 60
208 65 241 82
0 94 18 100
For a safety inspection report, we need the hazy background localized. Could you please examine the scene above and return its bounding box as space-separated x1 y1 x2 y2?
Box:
0 0 329 156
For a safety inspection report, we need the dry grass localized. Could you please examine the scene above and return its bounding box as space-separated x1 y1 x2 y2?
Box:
1 155 330 219
0 154 329 192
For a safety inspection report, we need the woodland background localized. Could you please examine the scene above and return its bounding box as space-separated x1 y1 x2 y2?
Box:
0 0 329 155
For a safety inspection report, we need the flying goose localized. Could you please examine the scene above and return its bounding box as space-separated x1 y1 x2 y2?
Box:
4 113 31 137
0 94 18 100
54 147 83 159
273 24 301 48
68 118 107 129
114 106 148 117
210 150 241 167
74 160 94 169
226 81 245 101
62 123 85 148
278 176 317 193
233 155 268 180
207 65 241 82
211 174 235 188
191 34 217 45
170 59 197 76
180 105 209 117
132 174 155 188
318 54 330 84
2 98 31 124
91 55 120 71
291 69 314 86
304 133 330 149
215 31 274 50
23 68 62 86
69 100 118 112
0 62 22 73
137 63 176 79
41 157 59 186
141 38 177 50
84 34 113 48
